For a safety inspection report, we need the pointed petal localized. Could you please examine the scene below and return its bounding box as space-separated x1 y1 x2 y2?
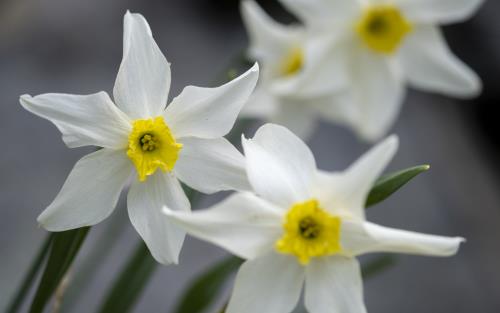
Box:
272 102 317 140
164 64 259 139
226 252 304 313
242 123 316 207
241 0 303 62
350 49 405 141
270 36 349 98
342 220 465 257
164 192 283 260
113 11 171 119
37 149 131 230
128 171 190 265
239 86 279 119
305 256 366 313
398 0 484 24
20 92 131 149
174 137 250 194
400 25 481 98
314 136 398 219
278 0 359 27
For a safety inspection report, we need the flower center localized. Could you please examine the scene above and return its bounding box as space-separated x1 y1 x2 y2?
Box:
127 117 182 182
355 5 412 54
276 199 342 265
280 47 304 76
140 134 159 151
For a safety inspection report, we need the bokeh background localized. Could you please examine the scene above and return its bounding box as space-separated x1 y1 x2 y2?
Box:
1 0 499 312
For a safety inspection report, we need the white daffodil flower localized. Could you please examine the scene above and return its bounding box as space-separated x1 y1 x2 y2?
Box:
20 11 259 265
165 124 464 313
245 0 483 141
239 0 352 139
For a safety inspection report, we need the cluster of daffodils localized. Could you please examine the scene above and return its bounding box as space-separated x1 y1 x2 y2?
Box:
19 4 476 312
241 0 483 140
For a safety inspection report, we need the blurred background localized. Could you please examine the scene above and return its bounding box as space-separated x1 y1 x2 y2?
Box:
1 0 499 312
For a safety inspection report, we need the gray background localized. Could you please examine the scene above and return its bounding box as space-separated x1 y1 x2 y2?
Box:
1 0 499 312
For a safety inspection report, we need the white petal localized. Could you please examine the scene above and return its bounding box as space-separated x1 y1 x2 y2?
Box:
174 137 251 194
305 256 366 313
350 48 405 141
278 0 359 27
270 36 349 98
241 0 303 62
113 11 171 119
239 86 279 119
398 0 484 24
37 149 131 230
164 64 259 139
20 92 131 149
341 220 465 257
400 25 481 98
164 192 283 260
314 136 398 219
242 123 316 207
272 101 317 140
128 171 190 265
226 252 304 313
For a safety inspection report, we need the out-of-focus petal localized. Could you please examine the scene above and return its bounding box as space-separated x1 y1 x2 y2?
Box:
398 0 484 24
349 47 405 141
400 25 481 98
278 0 360 28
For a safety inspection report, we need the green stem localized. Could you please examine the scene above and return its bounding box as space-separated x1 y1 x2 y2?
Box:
5 234 53 313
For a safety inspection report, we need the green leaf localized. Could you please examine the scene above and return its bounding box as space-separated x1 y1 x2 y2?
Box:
6 234 53 313
365 165 430 208
361 254 397 279
29 227 89 313
174 256 243 313
97 241 157 313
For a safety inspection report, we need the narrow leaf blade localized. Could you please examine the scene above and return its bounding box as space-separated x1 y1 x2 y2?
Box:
97 241 157 313
174 256 243 313
365 165 430 208
361 254 397 279
29 227 89 313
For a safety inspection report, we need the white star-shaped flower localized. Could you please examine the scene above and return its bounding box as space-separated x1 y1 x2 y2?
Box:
165 124 464 313
239 0 352 138
242 0 483 141
20 11 259 265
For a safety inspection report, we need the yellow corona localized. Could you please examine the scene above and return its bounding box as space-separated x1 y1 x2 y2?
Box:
280 47 304 76
127 117 182 181
276 199 342 265
356 5 412 54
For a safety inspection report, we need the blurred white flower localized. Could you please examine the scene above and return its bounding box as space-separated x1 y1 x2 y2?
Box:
165 124 464 313
243 0 483 141
239 0 352 139
20 11 259 265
